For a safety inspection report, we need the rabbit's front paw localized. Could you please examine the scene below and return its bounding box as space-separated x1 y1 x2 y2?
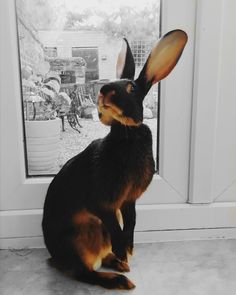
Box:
102 253 130 272
113 244 128 262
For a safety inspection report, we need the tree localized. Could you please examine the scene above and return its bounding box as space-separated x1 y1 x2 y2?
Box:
17 0 160 41
63 3 160 41
16 0 66 30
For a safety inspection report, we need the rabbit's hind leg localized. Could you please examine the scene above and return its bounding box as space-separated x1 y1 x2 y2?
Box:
72 209 111 271
73 243 134 289
72 210 134 289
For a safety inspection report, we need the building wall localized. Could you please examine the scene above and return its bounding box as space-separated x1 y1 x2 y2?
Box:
38 31 121 80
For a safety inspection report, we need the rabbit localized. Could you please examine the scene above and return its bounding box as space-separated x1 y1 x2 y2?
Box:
42 29 188 290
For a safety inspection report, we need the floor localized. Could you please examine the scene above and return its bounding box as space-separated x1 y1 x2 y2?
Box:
0 239 236 295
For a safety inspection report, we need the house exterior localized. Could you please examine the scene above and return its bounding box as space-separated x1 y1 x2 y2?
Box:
18 25 157 114
38 30 121 82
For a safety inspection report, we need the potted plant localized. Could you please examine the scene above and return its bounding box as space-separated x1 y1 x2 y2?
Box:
22 71 71 175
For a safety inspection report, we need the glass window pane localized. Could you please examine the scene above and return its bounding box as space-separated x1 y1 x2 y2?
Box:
16 0 160 176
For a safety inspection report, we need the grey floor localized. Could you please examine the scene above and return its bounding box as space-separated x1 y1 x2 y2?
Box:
0 239 236 295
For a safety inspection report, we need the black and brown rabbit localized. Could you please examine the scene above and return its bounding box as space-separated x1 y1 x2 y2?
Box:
42 29 188 289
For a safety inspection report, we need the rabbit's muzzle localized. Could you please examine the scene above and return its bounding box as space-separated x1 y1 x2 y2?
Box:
98 90 121 114
97 91 140 127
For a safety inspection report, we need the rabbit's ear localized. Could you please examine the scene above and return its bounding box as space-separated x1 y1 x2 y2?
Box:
116 38 135 80
136 30 188 95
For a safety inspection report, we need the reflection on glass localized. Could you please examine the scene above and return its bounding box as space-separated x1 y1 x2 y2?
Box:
16 0 160 176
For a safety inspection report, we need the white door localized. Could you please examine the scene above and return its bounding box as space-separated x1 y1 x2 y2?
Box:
190 0 236 204
142 0 236 239
1 0 235 248
187 0 236 238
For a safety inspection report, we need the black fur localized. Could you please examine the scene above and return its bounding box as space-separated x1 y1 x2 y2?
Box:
42 123 154 258
120 38 135 80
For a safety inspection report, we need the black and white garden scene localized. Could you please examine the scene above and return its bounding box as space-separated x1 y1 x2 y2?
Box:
17 0 160 175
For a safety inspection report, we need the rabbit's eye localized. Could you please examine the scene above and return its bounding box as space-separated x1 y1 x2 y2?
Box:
126 83 135 93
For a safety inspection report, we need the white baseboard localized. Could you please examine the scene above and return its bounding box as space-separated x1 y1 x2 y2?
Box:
1 228 236 249
1 203 236 249
0 236 45 249
134 227 236 243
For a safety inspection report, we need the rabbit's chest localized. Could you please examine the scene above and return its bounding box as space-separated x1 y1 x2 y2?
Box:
114 151 155 208
101 124 155 209
127 154 154 201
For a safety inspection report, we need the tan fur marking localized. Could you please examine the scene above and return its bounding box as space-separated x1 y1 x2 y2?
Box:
116 209 124 229
83 244 112 271
126 83 134 93
72 210 112 271
82 250 101 270
146 30 188 83
98 93 141 127
73 209 102 226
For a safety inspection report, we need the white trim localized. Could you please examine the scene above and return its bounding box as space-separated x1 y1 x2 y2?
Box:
1 203 236 246
189 0 224 203
0 237 45 250
135 228 236 243
1 228 236 250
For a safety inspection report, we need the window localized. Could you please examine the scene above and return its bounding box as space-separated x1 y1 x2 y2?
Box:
15 0 160 176
44 47 57 58
131 40 153 68
72 47 99 81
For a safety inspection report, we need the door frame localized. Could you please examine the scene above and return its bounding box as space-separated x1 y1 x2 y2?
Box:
1 0 236 249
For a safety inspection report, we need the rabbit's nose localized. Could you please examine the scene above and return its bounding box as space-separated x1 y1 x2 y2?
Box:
100 84 115 96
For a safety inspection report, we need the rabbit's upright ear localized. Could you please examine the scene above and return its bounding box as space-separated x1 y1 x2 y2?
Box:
136 30 188 96
116 38 135 80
